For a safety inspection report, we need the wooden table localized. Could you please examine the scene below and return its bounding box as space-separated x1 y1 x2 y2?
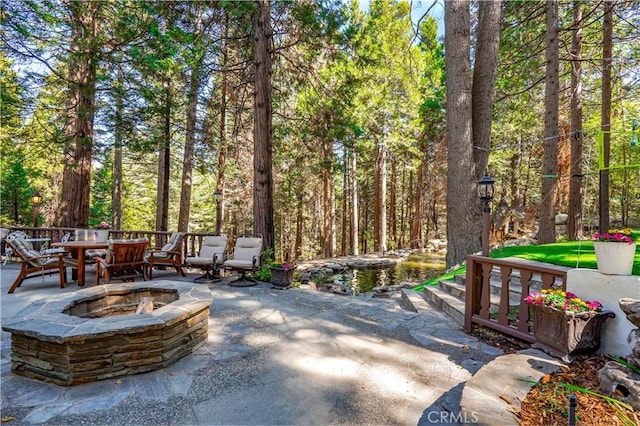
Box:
53 241 108 287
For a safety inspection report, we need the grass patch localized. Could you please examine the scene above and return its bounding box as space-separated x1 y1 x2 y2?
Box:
411 264 465 292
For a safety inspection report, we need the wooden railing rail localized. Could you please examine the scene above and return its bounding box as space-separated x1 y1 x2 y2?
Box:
464 254 568 343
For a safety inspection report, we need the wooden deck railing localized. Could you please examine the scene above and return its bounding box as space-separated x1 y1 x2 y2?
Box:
464 254 568 343
3 226 223 264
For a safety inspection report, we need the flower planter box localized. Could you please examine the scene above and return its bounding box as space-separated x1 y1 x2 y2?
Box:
531 304 615 363
270 268 295 289
593 241 636 275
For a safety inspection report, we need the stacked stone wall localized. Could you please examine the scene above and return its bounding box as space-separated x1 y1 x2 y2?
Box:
2 281 213 386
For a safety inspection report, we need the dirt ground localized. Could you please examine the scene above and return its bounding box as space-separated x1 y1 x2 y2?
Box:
469 326 639 426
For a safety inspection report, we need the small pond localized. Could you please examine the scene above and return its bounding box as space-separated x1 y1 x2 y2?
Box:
333 252 446 294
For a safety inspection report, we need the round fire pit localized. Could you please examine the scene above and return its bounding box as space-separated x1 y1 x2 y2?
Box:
2 281 213 386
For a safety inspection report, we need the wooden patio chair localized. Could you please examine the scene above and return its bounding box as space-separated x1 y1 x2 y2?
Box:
224 235 263 287
145 231 186 280
93 238 149 285
3 230 27 265
185 235 228 283
6 237 76 294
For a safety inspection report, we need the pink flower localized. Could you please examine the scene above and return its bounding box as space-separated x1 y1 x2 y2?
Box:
525 288 603 313
594 230 635 245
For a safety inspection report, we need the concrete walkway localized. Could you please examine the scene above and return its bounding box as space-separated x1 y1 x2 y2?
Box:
0 263 559 425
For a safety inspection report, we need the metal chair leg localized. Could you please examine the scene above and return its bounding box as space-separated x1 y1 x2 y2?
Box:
193 266 222 283
228 270 257 287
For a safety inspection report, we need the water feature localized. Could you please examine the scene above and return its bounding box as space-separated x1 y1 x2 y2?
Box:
335 251 446 294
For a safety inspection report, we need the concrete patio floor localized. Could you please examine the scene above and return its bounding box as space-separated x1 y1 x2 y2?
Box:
0 260 557 425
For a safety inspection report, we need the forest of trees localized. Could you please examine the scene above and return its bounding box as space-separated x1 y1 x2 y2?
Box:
1 0 639 268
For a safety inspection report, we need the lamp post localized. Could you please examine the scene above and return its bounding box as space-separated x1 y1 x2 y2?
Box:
214 189 223 235
30 191 42 227
477 172 495 256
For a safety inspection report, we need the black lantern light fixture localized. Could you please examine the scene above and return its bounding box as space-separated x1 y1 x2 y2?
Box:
477 171 495 256
31 191 42 227
477 172 495 205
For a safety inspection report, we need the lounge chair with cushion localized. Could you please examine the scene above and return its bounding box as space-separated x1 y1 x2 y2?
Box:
3 230 27 265
224 236 263 287
0 228 9 263
185 235 228 283
5 238 76 294
145 232 186 280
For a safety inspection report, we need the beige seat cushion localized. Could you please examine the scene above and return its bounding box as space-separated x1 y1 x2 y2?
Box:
146 232 183 260
186 236 227 266
224 237 263 270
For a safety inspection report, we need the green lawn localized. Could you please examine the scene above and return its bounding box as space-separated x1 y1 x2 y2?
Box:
412 232 639 292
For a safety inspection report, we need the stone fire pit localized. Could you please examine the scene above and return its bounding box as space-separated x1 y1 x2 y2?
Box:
2 281 213 386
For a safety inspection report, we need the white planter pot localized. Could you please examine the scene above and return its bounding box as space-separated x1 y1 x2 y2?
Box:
594 241 636 275
93 229 110 243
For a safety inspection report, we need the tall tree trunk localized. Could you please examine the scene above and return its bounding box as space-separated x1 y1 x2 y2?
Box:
178 4 205 234
179 63 200 233
216 74 227 235
399 167 407 247
322 133 335 258
568 1 584 240
471 0 502 256
341 153 348 256
510 151 522 235
253 0 274 251
389 160 397 249
112 69 123 230
374 139 387 253
59 1 99 228
362 184 368 253
599 0 613 233
215 12 229 236
156 78 170 232
351 147 359 255
411 147 425 248
444 0 474 267
294 186 303 259
472 0 502 178
539 0 559 244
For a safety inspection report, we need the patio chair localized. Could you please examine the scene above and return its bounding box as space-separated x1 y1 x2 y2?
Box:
224 236 263 287
3 230 27 265
145 231 186 280
0 228 10 264
41 232 71 256
93 238 149 285
185 235 228 283
5 237 76 294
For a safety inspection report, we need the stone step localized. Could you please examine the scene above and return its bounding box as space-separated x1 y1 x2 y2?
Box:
422 285 465 325
454 268 542 292
453 271 543 299
438 279 521 315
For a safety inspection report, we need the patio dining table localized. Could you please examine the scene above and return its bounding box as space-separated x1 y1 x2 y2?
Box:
52 241 108 287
